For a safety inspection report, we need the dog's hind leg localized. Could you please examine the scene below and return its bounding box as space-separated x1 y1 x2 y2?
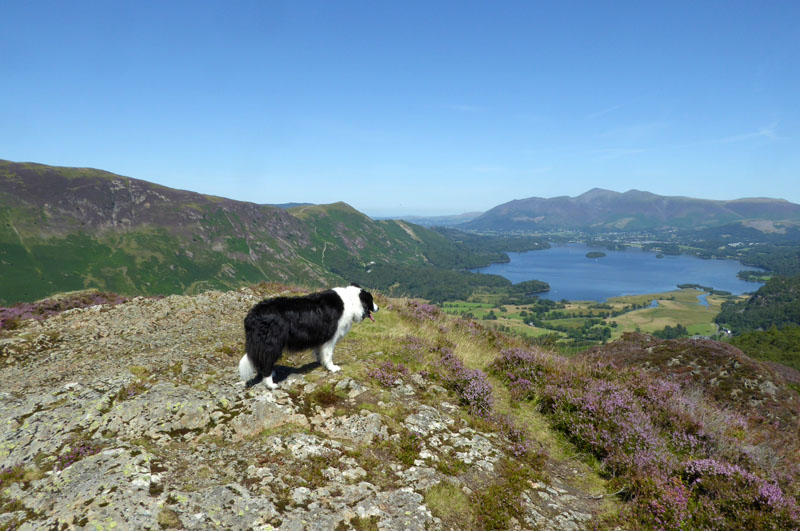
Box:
263 370 278 389
240 350 279 389
245 373 264 388
240 353 260 385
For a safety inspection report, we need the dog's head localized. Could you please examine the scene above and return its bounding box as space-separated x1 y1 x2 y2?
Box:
352 283 378 322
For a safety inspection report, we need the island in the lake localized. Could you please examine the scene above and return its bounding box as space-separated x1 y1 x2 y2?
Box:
586 251 607 259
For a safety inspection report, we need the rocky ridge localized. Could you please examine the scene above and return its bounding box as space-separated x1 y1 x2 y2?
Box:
0 287 608 530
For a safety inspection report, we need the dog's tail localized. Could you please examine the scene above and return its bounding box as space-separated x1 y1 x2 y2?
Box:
239 353 257 382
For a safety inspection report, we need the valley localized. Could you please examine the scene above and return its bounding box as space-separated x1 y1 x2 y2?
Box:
443 288 734 351
3 159 798 357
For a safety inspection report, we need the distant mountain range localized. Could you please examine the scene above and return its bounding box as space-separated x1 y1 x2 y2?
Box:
462 188 800 232
0 160 477 304
389 212 483 227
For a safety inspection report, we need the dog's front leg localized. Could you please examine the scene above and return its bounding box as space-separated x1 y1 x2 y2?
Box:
319 343 341 373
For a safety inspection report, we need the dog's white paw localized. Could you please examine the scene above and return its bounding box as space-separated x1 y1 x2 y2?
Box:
326 364 342 373
264 372 278 389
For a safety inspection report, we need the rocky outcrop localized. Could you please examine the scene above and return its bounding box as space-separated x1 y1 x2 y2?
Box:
1 289 604 529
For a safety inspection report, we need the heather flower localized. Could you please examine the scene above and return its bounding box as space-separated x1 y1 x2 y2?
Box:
490 341 800 529
54 440 103 471
432 347 494 418
367 360 410 387
401 300 441 323
0 464 25 488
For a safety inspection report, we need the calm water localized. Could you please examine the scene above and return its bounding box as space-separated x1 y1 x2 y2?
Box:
473 244 763 302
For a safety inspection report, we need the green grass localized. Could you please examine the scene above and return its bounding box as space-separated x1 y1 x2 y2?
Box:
610 289 726 338
425 482 472 528
438 288 732 348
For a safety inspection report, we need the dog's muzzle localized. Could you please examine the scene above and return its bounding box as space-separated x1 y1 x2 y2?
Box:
368 304 379 321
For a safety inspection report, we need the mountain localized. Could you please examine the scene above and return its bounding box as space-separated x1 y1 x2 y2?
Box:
462 188 800 232
0 160 484 304
387 212 484 227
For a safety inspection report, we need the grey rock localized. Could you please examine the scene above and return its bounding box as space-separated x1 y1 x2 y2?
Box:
174 483 277 529
404 405 453 436
316 410 387 444
12 446 162 530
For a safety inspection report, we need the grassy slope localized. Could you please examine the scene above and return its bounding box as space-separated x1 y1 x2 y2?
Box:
342 295 799 528
332 294 619 519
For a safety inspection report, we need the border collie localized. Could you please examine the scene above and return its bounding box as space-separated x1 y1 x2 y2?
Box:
238 284 378 389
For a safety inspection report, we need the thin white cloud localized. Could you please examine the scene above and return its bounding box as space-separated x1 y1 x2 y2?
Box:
712 123 783 144
600 121 669 142
437 103 484 113
585 148 645 160
472 165 552 175
587 104 623 120
526 166 553 174
472 165 508 174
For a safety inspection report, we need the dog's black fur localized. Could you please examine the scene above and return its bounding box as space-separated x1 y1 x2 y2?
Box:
240 284 377 389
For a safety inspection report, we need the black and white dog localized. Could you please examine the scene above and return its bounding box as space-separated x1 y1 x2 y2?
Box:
239 284 378 389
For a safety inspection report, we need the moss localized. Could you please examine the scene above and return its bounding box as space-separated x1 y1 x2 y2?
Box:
254 422 310 441
216 342 241 359
472 457 540 530
433 450 468 476
302 383 348 416
425 481 472 529
346 515 380 530
156 507 182 529
286 452 342 489
129 365 152 380
346 445 397 490
392 429 423 467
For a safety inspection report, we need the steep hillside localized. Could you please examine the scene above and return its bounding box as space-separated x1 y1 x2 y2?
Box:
0 160 494 305
1 286 798 529
715 274 800 333
463 188 800 232
287 202 496 272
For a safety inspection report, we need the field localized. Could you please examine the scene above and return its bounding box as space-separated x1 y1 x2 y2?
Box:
607 290 727 337
442 288 742 347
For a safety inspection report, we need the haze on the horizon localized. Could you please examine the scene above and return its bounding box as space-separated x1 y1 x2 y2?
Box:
1 1 798 217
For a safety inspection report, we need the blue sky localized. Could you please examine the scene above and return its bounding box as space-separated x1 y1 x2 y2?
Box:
1 1 798 216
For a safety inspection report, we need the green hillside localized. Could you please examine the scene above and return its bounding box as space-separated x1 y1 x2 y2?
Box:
715 274 800 333
0 160 533 305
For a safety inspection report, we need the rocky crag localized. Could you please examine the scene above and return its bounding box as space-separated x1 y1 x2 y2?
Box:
0 286 612 530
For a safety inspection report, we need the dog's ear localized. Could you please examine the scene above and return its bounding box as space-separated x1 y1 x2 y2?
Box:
350 282 361 289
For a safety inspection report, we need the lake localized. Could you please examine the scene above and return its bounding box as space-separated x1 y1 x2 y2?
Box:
472 244 763 302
